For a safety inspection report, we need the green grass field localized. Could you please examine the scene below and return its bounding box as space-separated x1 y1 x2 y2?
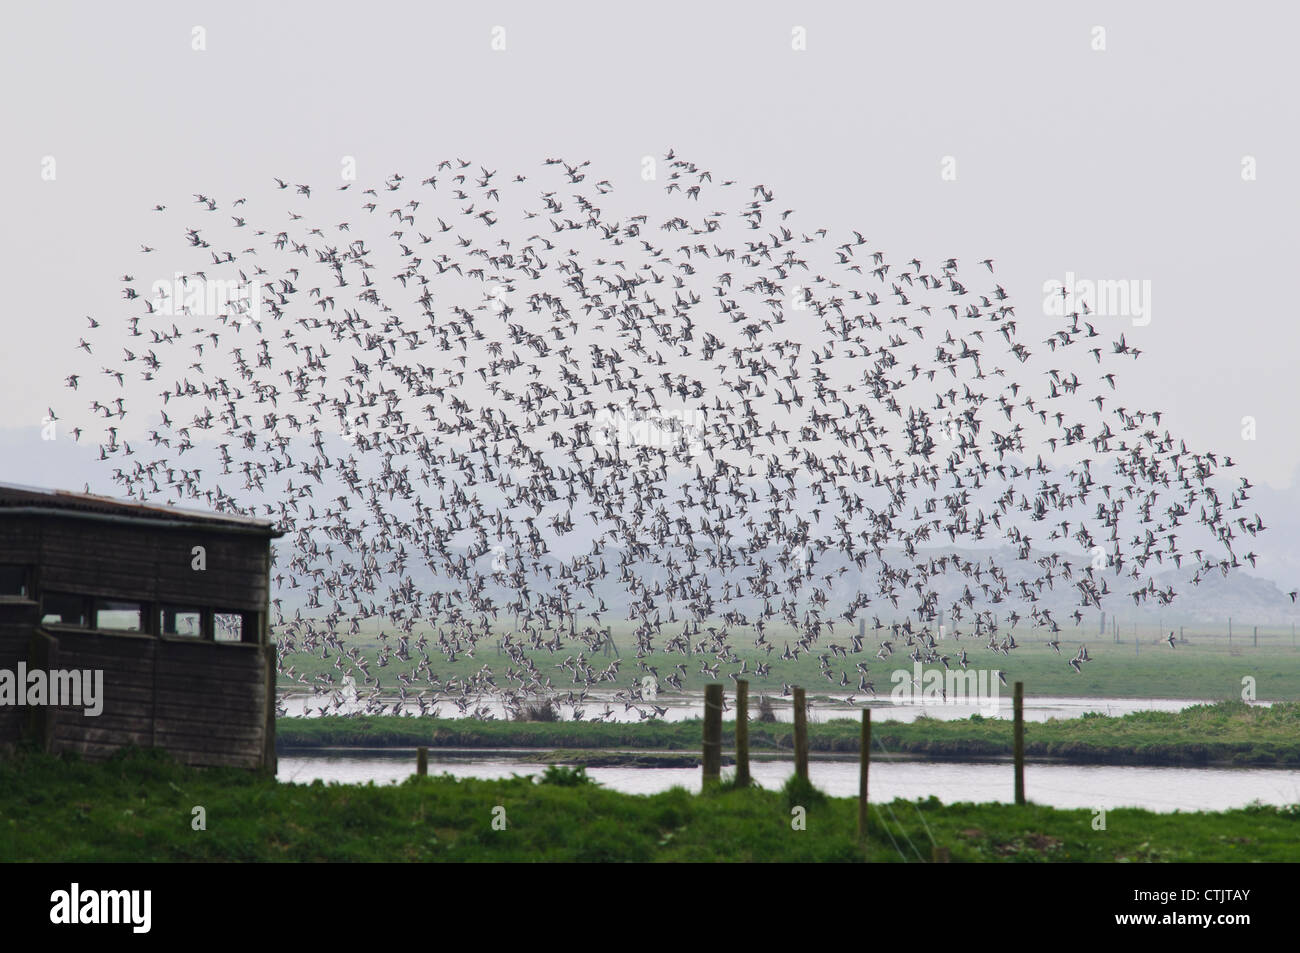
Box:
279 622 1300 703
0 746 1295 862
275 700 1300 766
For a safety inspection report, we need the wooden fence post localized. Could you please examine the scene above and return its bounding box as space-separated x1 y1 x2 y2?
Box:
416 746 428 776
1013 681 1025 806
735 679 750 788
858 708 870 842
792 686 809 782
702 683 723 786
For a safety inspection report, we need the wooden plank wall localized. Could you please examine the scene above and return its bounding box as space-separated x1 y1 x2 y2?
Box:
0 519 42 566
154 639 268 769
49 630 269 769
0 601 38 743
32 518 269 613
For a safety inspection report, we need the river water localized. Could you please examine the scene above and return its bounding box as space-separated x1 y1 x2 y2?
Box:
277 693 1296 812
280 691 1235 723
276 750 1300 813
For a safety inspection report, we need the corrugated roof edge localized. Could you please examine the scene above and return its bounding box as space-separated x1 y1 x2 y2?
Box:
0 482 284 535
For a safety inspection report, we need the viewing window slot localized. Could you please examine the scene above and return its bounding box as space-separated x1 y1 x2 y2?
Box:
94 599 144 632
160 606 204 637
0 565 30 598
214 611 246 643
41 591 89 627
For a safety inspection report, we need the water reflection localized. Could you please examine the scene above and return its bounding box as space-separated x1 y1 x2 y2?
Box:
277 752 1300 813
281 692 1237 724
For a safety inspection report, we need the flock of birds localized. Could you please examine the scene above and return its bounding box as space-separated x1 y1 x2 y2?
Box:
69 150 1274 720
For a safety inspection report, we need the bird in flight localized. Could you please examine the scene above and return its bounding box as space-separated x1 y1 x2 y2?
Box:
70 150 1282 720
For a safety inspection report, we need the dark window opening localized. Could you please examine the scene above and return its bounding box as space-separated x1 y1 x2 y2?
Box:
41 592 89 627
0 565 30 598
160 606 204 637
94 599 144 632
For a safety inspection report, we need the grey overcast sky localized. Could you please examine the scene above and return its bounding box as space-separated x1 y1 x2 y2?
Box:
2 1 1299 581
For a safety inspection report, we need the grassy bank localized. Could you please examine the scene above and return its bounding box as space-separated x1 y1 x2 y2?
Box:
276 700 1300 766
1 747 1296 861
